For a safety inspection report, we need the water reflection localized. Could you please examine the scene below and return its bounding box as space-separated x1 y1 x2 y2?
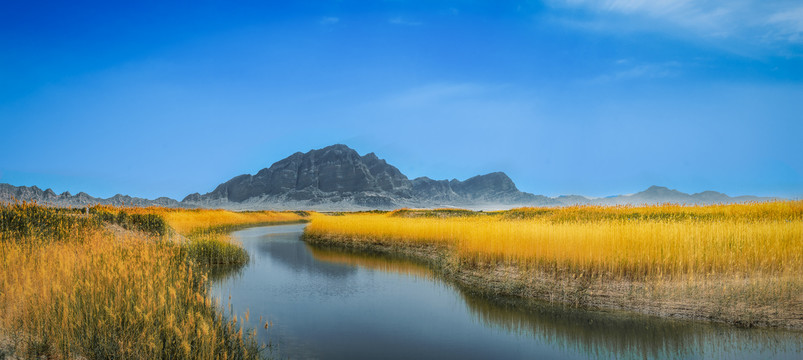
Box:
205 263 246 282
259 238 357 279
307 245 434 280
461 293 802 359
307 236 803 360
212 225 802 360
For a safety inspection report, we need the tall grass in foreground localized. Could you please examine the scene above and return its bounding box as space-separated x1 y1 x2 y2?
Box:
307 202 803 279
0 202 301 358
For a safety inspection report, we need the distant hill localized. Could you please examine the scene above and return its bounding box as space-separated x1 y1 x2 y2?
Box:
0 144 781 210
0 183 181 208
551 185 775 206
181 144 558 210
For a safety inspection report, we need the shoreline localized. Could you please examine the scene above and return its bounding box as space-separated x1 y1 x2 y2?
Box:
302 232 803 331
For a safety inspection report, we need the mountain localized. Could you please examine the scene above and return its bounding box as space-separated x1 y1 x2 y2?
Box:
592 186 774 206
411 173 556 206
553 195 594 206
0 183 182 208
182 144 557 210
0 144 782 210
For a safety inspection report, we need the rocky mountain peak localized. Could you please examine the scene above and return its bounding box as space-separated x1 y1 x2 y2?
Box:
636 186 686 198
3 145 777 211
644 185 671 193
458 172 518 193
187 145 549 209
202 144 412 204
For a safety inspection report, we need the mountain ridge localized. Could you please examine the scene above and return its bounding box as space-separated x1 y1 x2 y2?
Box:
0 144 781 210
0 183 183 208
181 144 550 209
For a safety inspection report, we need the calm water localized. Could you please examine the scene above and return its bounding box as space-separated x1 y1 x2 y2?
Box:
212 224 802 359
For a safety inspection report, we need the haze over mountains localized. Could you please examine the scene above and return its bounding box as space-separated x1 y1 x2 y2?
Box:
181 144 555 210
1 144 778 210
0 184 182 208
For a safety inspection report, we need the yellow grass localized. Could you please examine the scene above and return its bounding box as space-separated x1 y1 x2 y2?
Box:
160 208 306 266
0 232 256 358
305 202 803 327
87 206 307 266
157 208 305 235
87 205 306 235
306 201 803 279
0 203 303 358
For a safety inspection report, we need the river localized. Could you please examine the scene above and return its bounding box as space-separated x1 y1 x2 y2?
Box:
211 224 801 359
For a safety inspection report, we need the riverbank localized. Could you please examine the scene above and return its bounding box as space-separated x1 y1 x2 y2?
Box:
302 203 803 330
303 232 803 330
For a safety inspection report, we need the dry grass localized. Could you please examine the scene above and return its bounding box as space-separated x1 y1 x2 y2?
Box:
86 205 305 235
163 208 306 267
0 202 305 358
305 201 803 327
89 205 307 266
308 202 803 279
156 208 306 235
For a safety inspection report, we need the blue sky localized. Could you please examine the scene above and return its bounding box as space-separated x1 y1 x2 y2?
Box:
1 0 801 200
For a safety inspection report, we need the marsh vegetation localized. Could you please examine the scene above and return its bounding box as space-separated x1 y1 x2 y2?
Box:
1 200 799 358
217 224 802 359
304 201 803 329
0 202 305 359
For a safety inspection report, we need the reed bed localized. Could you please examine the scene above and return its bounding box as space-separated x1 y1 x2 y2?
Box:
307 202 803 279
305 202 803 327
156 208 306 235
163 209 306 267
0 202 298 358
87 205 306 266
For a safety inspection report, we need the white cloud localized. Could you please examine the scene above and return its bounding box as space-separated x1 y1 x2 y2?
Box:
592 61 682 83
389 16 422 26
547 0 803 51
320 16 340 25
766 5 803 42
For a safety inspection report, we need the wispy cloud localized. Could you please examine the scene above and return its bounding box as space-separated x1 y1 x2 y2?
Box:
766 5 803 43
320 16 340 25
389 16 422 26
592 60 683 83
546 0 803 53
